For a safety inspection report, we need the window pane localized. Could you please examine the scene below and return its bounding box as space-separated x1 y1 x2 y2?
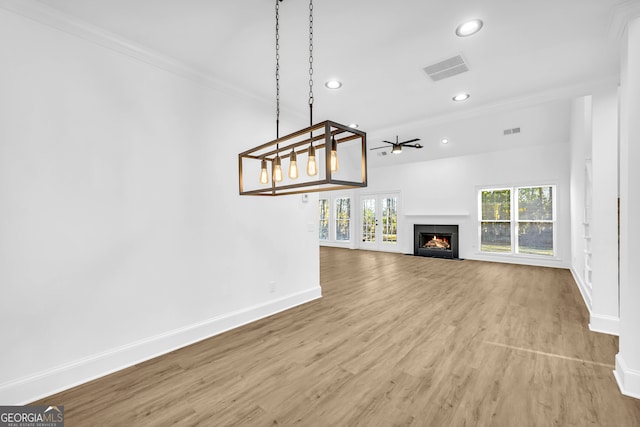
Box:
518 222 554 256
336 197 350 241
481 189 511 220
481 222 511 252
381 197 397 244
319 199 329 240
336 220 350 240
518 187 553 221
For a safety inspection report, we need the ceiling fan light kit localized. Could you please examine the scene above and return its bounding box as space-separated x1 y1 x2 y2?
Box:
371 136 422 155
238 0 367 196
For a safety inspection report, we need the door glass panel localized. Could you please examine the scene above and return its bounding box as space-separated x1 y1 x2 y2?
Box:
381 197 397 244
335 197 350 241
361 198 376 243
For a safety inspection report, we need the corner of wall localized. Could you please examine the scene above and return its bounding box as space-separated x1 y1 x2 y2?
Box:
614 353 640 399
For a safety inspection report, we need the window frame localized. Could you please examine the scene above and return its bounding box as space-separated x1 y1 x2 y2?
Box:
478 185 557 258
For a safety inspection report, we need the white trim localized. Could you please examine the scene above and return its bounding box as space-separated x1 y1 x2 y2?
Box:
571 267 593 312
404 212 470 217
0 287 322 405
466 252 567 269
589 313 620 336
614 353 640 400
569 268 620 336
609 0 640 41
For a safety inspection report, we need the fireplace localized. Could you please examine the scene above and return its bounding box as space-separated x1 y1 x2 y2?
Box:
414 224 459 259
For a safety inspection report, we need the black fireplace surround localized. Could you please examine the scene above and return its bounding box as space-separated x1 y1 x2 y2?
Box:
414 224 459 259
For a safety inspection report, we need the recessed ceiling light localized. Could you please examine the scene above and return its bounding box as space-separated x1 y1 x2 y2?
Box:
324 80 342 89
452 93 470 102
348 123 359 128
441 138 449 144
456 19 483 37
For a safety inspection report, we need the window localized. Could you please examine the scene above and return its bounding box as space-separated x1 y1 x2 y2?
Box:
479 186 555 256
319 198 329 240
335 197 351 241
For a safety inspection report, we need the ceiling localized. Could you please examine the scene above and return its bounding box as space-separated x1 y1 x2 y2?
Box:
31 0 625 165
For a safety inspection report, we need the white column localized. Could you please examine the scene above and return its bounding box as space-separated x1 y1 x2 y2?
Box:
615 15 640 399
589 87 619 334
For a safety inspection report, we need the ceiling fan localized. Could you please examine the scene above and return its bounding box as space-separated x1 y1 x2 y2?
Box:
370 136 422 154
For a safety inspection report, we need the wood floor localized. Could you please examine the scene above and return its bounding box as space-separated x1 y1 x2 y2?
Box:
35 248 640 426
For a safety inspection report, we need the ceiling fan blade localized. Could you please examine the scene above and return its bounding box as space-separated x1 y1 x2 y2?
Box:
369 146 389 150
399 138 421 145
382 140 395 145
406 144 423 149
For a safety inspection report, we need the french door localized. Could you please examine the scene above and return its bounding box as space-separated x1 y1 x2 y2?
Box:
360 193 400 251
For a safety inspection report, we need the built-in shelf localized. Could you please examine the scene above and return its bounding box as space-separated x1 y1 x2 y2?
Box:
404 212 470 217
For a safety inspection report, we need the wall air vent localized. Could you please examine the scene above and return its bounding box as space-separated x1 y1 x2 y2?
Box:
503 127 521 136
423 55 469 82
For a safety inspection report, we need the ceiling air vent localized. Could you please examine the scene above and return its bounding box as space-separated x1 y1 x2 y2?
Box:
377 151 388 157
423 55 469 82
503 127 521 136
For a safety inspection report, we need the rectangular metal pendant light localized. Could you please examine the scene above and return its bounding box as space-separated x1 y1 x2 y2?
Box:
239 120 367 196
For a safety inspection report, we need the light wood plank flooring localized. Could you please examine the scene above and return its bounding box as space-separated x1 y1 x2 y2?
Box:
35 248 640 425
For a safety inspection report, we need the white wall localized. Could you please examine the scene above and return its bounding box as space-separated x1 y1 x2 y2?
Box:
590 87 620 335
615 14 640 400
0 8 320 404
346 142 571 268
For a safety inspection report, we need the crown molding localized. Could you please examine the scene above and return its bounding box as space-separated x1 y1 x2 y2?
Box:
0 0 279 110
368 74 620 139
609 0 640 41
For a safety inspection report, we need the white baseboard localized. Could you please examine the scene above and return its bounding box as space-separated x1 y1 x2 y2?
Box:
614 353 640 400
570 267 592 312
0 287 322 405
589 313 620 336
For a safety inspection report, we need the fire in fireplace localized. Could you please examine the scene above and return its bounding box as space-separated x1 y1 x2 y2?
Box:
423 235 451 250
414 224 459 259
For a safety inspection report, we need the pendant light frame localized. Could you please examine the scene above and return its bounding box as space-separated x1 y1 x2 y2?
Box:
239 120 367 196
238 0 367 196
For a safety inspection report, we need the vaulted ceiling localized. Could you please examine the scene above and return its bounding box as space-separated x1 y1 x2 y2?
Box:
31 0 626 165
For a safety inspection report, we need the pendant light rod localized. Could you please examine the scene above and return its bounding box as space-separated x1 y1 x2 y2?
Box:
308 0 314 127
275 0 281 140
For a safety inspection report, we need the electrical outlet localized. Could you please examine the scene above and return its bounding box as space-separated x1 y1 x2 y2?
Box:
268 281 276 293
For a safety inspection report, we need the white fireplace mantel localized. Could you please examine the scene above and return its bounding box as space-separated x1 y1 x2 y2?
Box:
404 212 470 217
